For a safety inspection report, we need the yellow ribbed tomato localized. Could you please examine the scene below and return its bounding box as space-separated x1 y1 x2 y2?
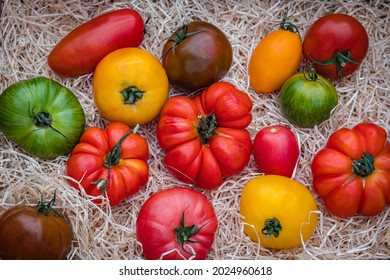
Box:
93 48 169 126
248 28 302 93
240 175 318 249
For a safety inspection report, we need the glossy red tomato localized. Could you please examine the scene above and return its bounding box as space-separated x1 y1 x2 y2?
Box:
48 9 144 77
66 122 149 206
303 14 369 79
161 21 232 92
0 193 73 260
312 122 390 217
136 187 218 260
253 125 300 178
157 81 253 189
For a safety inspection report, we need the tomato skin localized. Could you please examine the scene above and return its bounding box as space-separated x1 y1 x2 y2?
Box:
253 125 300 178
0 77 85 158
157 81 252 189
248 29 302 93
312 122 390 217
0 205 73 260
279 72 338 128
136 187 218 260
48 9 144 77
93 48 169 126
240 175 318 249
303 14 369 79
66 122 149 206
161 21 232 92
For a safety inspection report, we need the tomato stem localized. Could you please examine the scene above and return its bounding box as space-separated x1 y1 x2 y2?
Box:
29 104 67 139
352 152 375 177
310 51 359 79
36 189 57 216
174 206 207 256
121 86 145 105
262 218 282 238
160 24 203 59
197 114 217 145
303 63 318 81
92 124 140 194
278 11 301 40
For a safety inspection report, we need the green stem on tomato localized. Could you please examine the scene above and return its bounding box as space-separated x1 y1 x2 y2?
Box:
121 86 145 105
262 217 283 238
310 51 359 79
197 114 217 145
278 10 301 40
35 189 57 216
29 104 67 139
352 152 375 177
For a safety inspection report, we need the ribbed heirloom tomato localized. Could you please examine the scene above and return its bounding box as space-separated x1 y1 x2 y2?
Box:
157 81 252 189
312 122 390 217
66 122 149 206
136 187 218 260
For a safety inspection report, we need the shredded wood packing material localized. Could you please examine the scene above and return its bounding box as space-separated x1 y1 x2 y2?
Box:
0 0 389 260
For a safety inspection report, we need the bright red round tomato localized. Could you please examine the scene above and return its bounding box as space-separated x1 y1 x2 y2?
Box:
66 122 149 206
312 122 390 217
303 13 369 79
136 187 218 260
161 21 232 92
48 9 144 77
253 125 300 178
0 193 73 260
157 81 253 189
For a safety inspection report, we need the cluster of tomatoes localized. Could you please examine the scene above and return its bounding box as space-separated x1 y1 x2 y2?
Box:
0 8 389 260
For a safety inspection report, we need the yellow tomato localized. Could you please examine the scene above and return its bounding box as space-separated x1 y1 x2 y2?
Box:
248 29 302 93
93 48 169 126
240 175 318 249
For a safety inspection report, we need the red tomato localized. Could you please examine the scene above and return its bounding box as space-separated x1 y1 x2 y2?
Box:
48 9 144 77
253 125 300 178
0 192 73 260
157 81 253 189
136 187 218 260
66 122 149 206
303 14 369 79
312 122 390 217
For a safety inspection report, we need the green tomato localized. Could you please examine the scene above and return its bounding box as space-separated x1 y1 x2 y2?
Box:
279 68 338 128
0 76 85 158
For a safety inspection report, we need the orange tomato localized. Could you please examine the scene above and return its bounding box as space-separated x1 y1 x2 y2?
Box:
248 29 302 93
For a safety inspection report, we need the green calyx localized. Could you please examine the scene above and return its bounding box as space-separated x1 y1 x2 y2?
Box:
160 24 203 59
352 152 375 177
278 11 301 39
92 124 140 194
262 218 283 238
36 189 57 216
121 86 145 105
197 114 217 145
174 207 207 256
29 104 67 139
310 51 359 79
303 63 319 81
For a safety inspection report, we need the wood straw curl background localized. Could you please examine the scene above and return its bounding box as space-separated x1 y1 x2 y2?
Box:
0 0 389 260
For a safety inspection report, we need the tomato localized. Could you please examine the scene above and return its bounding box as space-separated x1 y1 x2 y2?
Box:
161 21 232 92
0 191 73 260
240 175 318 249
248 15 302 93
66 122 149 206
157 81 252 189
311 122 390 218
93 48 169 126
48 9 144 77
279 66 338 128
253 125 300 178
0 76 85 158
303 13 369 79
136 187 218 260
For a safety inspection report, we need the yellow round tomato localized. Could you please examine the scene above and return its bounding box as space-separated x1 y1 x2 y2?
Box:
240 175 318 249
248 29 302 93
93 47 169 126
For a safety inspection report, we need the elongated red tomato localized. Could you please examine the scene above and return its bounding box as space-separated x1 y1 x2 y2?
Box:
136 187 218 260
48 9 144 77
312 122 390 217
253 125 300 178
66 122 149 206
157 81 253 189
